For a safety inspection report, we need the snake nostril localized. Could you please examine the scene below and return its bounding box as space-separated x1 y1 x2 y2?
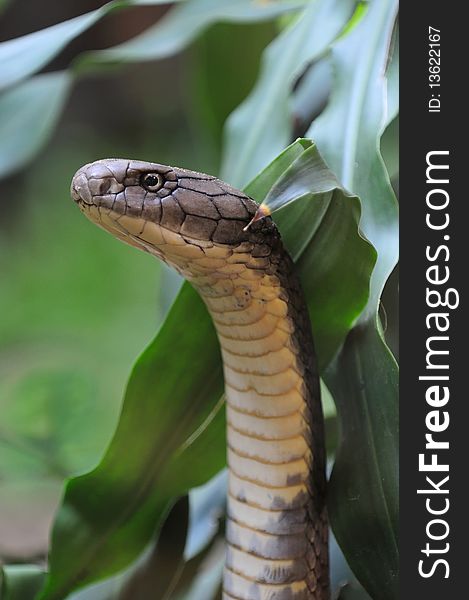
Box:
99 179 112 195
86 177 110 197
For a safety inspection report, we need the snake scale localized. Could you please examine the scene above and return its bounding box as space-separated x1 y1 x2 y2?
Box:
71 159 329 600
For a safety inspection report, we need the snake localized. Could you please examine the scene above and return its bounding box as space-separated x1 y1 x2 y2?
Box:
71 159 329 600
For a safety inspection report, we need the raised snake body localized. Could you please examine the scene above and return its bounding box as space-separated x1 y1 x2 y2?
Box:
71 159 329 600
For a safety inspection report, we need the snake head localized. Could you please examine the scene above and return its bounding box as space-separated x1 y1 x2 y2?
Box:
71 159 276 277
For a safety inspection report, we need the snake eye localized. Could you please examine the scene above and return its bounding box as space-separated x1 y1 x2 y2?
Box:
141 172 164 192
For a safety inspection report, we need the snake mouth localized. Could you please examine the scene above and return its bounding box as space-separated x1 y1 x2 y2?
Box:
71 165 90 205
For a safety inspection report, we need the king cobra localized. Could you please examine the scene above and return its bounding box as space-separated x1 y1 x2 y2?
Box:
71 159 329 600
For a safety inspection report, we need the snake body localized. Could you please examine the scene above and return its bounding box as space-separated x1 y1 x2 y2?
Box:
71 159 329 600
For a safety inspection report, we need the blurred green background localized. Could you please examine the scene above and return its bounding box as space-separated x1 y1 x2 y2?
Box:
0 0 275 563
0 2 399 598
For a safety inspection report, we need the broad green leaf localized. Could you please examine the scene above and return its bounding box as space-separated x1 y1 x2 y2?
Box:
1 566 46 600
382 26 399 180
327 323 398 599
257 143 376 368
87 0 308 66
78 411 226 600
189 19 277 166
245 137 310 199
0 1 182 92
291 58 332 132
338 581 373 600
308 0 399 317
0 8 102 92
65 499 190 600
386 24 399 126
307 0 399 596
38 284 224 600
381 116 399 181
329 532 372 599
172 540 224 600
116 497 189 600
220 0 356 188
0 0 306 181
0 72 71 179
152 475 226 599
40 139 374 598
380 262 398 361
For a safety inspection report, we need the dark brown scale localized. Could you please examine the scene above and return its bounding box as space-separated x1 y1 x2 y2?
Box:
106 160 129 182
213 195 250 219
251 244 272 258
142 197 162 222
213 219 250 245
181 215 218 240
179 178 227 196
163 181 178 193
173 167 216 180
124 186 146 217
94 194 115 212
86 162 115 180
173 187 220 219
160 196 185 231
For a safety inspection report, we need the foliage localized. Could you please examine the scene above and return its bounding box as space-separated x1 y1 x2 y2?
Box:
0 1 398 599
307 1 399 596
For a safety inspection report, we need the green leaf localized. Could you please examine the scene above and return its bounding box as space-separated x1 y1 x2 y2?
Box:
0 72 71 179
40 139 374 599
244 138 310 199
38 284 225 600
255 142 376 368
291 58 332 131
87 0 309 66
172 540 224 600
381 116 399 182
64 498 190 600
337 581 373 600
306 0 399 596
1 565 46 600
0 8 102 92
220 0 356 188
0 0 306 181
386 23 399 127
171 471 235 600
0 1 182 92
116 496 190 599
327 323 398 599
382 26 399 180
308 0 399 317
188 19 277 167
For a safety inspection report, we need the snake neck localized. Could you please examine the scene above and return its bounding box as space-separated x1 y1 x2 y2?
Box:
190 239 329 600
